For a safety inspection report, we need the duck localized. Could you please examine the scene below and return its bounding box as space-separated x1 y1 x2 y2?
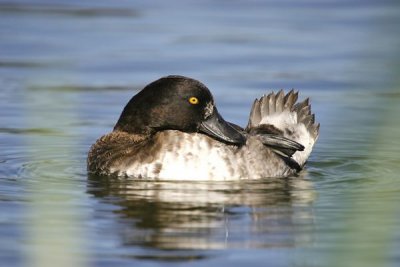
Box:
87 75 319 180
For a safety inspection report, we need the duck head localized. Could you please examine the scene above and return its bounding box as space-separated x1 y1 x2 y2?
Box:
114 75 246 146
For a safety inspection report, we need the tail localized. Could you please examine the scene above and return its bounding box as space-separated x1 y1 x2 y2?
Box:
246 90 320 167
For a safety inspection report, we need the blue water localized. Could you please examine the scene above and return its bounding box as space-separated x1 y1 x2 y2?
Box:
1 1 400 266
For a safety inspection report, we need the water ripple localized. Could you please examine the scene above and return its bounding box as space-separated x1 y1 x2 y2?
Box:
0 3 139 18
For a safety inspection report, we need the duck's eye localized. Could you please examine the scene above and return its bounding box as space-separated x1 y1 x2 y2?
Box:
188 97 199 105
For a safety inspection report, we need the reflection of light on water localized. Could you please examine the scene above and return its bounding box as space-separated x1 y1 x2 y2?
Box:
88 172 315 250
25 88 89 267
326 90 400 267
107 173 315 205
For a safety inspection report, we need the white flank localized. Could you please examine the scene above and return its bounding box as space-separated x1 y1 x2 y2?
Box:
123 133 234 180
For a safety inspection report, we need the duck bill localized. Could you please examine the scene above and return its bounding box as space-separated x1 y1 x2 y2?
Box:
199 107 246 145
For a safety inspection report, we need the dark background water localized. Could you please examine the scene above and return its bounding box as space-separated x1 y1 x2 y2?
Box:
1 1 400 267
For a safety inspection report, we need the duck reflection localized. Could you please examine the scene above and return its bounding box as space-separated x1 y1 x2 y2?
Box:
87 174 315 251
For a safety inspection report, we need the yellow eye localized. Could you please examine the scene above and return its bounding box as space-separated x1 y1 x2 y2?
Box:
188 97 199 105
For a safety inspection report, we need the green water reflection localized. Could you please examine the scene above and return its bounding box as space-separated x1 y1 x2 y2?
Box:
24 90 88 267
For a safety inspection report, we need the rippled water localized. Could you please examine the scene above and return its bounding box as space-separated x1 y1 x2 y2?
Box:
1 1 400 267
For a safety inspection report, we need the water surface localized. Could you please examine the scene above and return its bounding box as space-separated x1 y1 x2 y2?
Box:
1 1 400 267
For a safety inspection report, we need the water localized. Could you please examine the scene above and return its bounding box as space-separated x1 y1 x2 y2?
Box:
1 0 400 266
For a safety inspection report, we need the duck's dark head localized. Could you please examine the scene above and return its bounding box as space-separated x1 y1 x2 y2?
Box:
114 75 245 146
